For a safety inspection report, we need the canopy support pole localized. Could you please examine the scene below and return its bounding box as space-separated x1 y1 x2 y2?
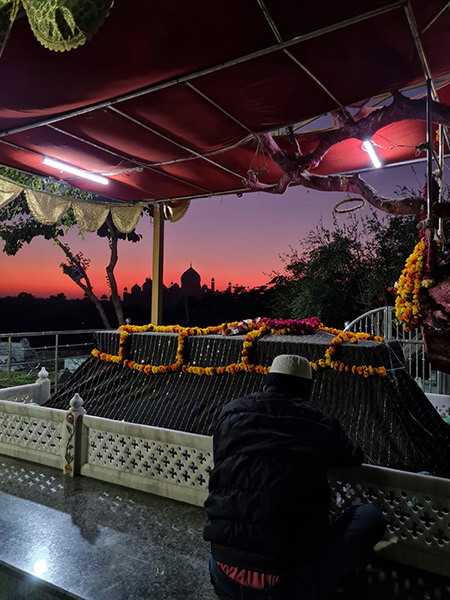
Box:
426 77 433 220
151 205 164 325
438 122 445 244
404 1 450 151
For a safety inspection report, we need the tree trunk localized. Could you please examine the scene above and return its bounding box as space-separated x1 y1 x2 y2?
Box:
57 241 112 329
80 286 112 329
105 214 125 326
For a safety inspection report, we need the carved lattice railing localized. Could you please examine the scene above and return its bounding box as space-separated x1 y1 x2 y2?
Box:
0 399 64 469
0 389 448 576
80 415 214 506
328 465 450 576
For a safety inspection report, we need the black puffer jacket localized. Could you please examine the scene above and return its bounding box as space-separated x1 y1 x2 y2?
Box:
203 386 363 574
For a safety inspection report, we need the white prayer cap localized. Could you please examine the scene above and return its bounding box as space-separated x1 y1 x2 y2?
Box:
269 354 312 379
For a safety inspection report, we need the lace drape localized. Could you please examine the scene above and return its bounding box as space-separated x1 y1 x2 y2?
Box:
1 177 143 233
0 0 114 55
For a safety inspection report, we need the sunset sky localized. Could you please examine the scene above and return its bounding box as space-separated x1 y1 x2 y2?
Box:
0 163 426 299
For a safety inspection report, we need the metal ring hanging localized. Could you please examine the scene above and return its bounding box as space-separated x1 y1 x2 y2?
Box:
333 197 365 214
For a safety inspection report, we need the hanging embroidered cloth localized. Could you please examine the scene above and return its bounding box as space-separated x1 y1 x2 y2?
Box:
0 178 22 207
163 199 191 223
0 0 114 55
0 176 143 233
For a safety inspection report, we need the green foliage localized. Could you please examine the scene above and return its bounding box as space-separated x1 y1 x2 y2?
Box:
0 192 62 255
0 167 98 202
0 189 143 255
360 212 419 307
59 248 91 280
0 180 146 327
97 221 142 244
0 166 128 251
270 211 426 328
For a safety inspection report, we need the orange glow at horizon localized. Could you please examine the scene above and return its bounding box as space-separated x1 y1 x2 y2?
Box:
0 165 423 300
0 243 274 298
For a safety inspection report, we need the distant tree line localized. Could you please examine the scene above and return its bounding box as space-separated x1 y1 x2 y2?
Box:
0 287 275 333
0 293 111 334
3 204 448 333
270 209 449 328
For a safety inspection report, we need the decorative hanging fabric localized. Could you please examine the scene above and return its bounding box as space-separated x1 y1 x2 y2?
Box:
0 177 22 207
111 205 143 233
163 199 190 222
25 188 70 224
0 0 114 55
0 0 19 57
1 175 149 232
72 201 109 232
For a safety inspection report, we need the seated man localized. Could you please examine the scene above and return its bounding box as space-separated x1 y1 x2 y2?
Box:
204 354 386 599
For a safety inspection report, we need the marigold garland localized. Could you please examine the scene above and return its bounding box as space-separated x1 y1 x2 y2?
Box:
395 228 439 331
91 317 387 379
310 326 386 377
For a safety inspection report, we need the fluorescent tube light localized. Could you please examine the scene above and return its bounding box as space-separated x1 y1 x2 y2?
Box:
43 157 109 185
362 140 382 169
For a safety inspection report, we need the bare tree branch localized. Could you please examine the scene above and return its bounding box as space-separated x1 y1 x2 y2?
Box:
244 92 450 218
246 169 428 215
57 241 112 329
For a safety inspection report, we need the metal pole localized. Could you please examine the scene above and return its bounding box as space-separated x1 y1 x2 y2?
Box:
387 307 393 340
109 106 245 181
419 1 450 35
438 123 444 243
54 333 59 394
6 336 12 387
404 2 450 151
0 1 405 139
426 78 433 219
151 205 165 325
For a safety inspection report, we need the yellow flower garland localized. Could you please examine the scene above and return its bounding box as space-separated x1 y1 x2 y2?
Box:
311 326 386 377
91 320 387 379
395 238 426 331
395 230 440 332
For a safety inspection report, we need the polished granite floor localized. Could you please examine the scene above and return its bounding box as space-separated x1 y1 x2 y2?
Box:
0 456 211 600
0 456 449 600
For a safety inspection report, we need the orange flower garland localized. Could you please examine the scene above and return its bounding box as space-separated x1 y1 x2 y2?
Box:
395 238 426 331
395 226 439 332
311 326 386 377
91 319 387 379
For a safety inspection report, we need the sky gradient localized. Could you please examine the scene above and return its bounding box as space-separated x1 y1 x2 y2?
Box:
0 162 426 299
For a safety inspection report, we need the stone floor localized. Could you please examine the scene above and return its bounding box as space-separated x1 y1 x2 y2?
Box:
0 455 448 600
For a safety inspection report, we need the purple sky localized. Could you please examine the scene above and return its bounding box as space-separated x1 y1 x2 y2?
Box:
0 161 427 298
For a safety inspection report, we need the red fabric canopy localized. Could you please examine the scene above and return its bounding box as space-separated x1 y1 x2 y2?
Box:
0 0 449 203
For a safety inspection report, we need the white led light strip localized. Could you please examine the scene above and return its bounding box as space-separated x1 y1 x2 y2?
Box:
362 140 382 169
43 157 109 185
